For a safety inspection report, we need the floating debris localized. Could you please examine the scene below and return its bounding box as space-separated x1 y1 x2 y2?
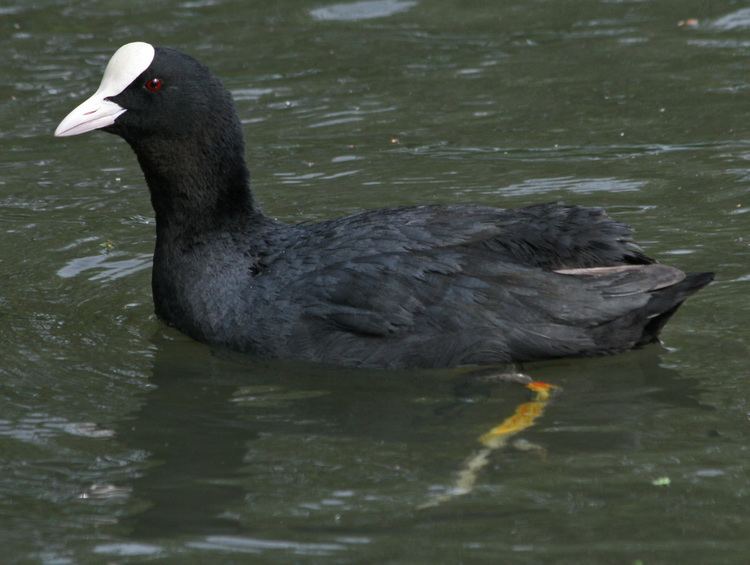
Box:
678 18 699 28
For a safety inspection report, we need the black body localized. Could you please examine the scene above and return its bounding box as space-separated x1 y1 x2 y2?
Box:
91 46 713 369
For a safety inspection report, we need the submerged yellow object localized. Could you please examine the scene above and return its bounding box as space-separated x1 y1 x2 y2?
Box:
480 381 556 448
421 380 558 509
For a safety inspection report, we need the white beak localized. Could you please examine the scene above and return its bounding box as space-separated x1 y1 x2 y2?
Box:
54 41 155 138
54 95 126 137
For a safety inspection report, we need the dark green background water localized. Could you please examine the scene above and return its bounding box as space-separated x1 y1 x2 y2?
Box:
1 0 749 562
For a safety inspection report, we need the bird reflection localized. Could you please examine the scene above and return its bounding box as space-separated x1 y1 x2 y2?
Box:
114 336 710 540
119 337 252 538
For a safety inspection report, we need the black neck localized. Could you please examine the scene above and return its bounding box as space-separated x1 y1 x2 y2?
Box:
134 137 260 239
117 87 267 242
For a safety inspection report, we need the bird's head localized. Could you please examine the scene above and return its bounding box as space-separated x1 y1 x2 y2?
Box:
55 41 236 146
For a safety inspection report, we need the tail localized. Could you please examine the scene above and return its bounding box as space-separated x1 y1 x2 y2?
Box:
637 271 715 346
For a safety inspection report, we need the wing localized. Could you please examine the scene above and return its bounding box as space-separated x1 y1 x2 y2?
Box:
265 244 684 368
245 202 682 367
279 202 652 274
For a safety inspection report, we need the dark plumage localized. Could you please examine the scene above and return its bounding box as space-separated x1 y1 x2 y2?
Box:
56 44 713 369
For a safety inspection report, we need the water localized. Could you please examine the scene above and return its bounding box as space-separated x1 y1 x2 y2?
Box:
2 0 749 562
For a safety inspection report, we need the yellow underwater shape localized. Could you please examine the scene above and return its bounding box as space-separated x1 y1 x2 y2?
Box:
480 381 555 447
421 380 557 508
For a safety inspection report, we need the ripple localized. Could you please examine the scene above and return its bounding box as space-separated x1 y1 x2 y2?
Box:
179 0 222 7
0 414 114 445
309 116 363 128
56 251 152 281
688 39 750 50
711 8 750 30
0 6 24 15
305 105 396 129
231 87 290 101
694 468 726 478
331 155 362 163
186 535 346 556
407 141 739 163
310 0 417 22
79 483 131 500
273 169 361 185
93 543 163 557
486 176 645 197
663 248 696 256
231 386 328 407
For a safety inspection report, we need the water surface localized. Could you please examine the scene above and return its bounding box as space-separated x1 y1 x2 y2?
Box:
1 0 749 562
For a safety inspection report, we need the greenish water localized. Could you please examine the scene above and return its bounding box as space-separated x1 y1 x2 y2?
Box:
2 0 749 562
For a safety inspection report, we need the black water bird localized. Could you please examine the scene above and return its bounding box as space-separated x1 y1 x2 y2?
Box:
55 42 713 369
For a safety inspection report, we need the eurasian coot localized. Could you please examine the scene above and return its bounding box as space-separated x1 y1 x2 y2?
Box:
55 42 713 369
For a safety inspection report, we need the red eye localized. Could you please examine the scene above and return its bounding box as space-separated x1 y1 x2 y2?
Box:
145 78 163 93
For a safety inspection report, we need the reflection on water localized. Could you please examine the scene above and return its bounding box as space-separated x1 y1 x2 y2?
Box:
84 338 719 560
119 364 247 539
